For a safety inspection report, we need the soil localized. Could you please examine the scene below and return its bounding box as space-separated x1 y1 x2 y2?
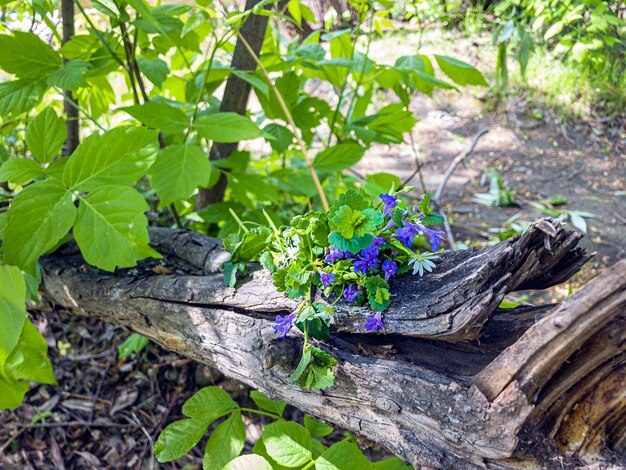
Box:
1 31 624 469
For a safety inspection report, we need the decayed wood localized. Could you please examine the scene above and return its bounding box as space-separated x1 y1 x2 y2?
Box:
39 221 625 468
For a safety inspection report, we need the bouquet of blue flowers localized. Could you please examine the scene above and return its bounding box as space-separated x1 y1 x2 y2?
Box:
224 188 445 390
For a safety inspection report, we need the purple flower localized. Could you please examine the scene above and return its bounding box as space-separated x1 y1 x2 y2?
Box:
364 311 384 332
320 271 336 288
324 246 345 264
353 258 370 274
380 193 398 218
382 219 395 232
382 260 398 281
394 220 421 248
343 284 359 302
273 312 296 338
422 227 446 251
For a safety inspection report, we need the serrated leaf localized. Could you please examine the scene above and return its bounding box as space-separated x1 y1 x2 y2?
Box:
117 333 149 360
63 126 159 191
195 112 265 143
4 179 76 274
0 265 26 363
182 386 239 421
0 158 43 185
0 31 62 79
330 189 372 213
313 142 366 172
137 57 169 88
328 231 373 254
250 390 286 416
223 455 273 470
422 213 444 225
46 60 91 90
149 143 211 207
3 318 56 385
263 421 312 467
26 108 67 163
434 55 488 87
74 186 158 271
304 415 333 437
122 101 189 133
203 411 246 470
315 441 371 470
0 79 47 116
365 276 391 311
154 418 209 462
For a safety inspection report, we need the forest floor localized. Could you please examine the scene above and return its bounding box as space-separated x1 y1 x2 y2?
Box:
1 30 624 469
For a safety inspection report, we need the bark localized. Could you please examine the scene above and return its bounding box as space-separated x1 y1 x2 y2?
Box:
196 0 269 210
39 219 625 468
61 0 79 155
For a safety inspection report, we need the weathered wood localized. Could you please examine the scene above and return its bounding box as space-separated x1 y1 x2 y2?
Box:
39 223 625 468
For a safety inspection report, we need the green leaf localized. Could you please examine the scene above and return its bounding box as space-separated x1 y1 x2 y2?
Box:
59 35 100 60
289 349 312 383
63 126 159 191
46 60 91 90
434 55 488 87
26 108 67 163
154 418 209 462
299 346 337 390
0 32 62 79
203 411 246 470
233 70 269 98
195 112 265 143
91 0 120 18
137 57 169 88
422 213 444 225
328 231 373 254
223 261 238 288
118 333 150 360
364 173 402 196
0 79 47 116
74 186 158 271
3 179 76 274
365 276 391 311
330 189 372 212
0 371 29 410
263 123 294 153
304 415 333 437
222 455 273 470
230 229 272 263
0 265 26 363
315 441 371 470
250 390 286 416
182 386 239 421
126 0 167 35
314 142 366 173
263 421 312 468
122 101 189 133
0 158 43 186
4 318 56 385
149 143 211 207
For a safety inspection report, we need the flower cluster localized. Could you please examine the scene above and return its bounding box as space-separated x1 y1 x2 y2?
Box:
225 188 445 390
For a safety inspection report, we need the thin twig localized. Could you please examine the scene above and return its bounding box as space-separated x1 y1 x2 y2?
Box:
434 128 489 203
432 128 489 249
236 33 329 212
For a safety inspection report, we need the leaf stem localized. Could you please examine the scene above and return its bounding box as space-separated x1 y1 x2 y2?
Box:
235 32 329 212
239 408 281 419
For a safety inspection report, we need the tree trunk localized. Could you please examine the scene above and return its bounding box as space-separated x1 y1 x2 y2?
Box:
61 0 79 155
39 219 625 468
195 0 269 210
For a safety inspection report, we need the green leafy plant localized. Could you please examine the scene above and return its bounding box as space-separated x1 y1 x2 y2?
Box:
224 188 446 390
154 386 412 469
473 168 516 207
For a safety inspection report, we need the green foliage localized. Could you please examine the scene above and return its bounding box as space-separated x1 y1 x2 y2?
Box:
117 333 150 360
155 386 412 469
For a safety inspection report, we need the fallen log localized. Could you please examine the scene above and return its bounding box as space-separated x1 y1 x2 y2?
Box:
39 219 625 468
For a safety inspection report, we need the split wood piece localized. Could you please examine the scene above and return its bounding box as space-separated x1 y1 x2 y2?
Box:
137 218 590 341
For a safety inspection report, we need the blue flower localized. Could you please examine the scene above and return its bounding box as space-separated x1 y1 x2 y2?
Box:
382 259 398 281
353 258 370 274
380 194 398 217
364 311 384 331
382 219 395 232
393 220 421 248
273 312 296 338
343 284 359 302
320 271 336 288
422 227 446 251
324 246 345 264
